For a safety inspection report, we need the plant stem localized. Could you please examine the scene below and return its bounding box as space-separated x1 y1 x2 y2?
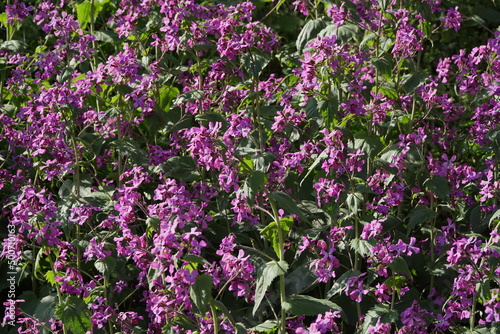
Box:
270 200 287 334
210 303 219 334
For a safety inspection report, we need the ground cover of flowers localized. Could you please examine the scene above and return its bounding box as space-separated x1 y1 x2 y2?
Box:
1 0 500 333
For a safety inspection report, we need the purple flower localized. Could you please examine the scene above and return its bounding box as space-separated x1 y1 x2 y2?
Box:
345 274 369 303
441 7 462 31
5 1 33 24
368 318 392 333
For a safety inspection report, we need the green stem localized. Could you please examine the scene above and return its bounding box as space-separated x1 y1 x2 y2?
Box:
470 294 477 332
104 275 114 333
90 0 97 71
47 253 68 334
210 303 219 334
270 201 287 334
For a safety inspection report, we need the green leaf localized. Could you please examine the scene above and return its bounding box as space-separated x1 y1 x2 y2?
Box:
82 191 112 209
195 112 228 130
163 156 200 182
401 72 427 93
285 263 319 296
372 57 393 79
389 257 412 276
297 19 328 53
378 86 398 100
406 205 437 235
56 296 92 333
112 139 148 166
269 191 310 223
93 30 120 42
425 260 447 276
34 295 58 327
253 152 276 173
301 150 328 186
18 291 39 316
261 217 294 257
350 238 375 257
148 266 160 290
283 295 343 316
360 32 378 50
476 278 491 303
0 12 8 26
353 131 384 158
76 0 105 30
384 275 407 293
362 304 398 333
243 170 265 207
0 40 26 53
250 320 279 333
424 176 450 202
253 261 289 316
94 256 116 276
210 300 233 322
474 5 500 23
190 274 213 315
183 254 210 267
377 0 391 10
241 52 271 79
326 270 361 299
318 24 359 46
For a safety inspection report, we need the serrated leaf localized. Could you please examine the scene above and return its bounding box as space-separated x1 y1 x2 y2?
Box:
350 238 375 257
253 152 275 173
424 176 450 201
253 261 289 316
362 304 398 333
261 217 294 257
297 19 328 53
377 0 391 10
401 72 427 93
190 274 213 315
353 131 383 158
360 32 377 50
283 295 343 316
242 52 271 79
93 30 120 42
372 57 393 79
384 275 407 292
285 263 318 296
195 112 228 130
326 270 361 299
244 171 265 207
76 0 105 30
56 296 91 333
163 155 200 182
474 5 500 23
301 150 328 186
318 24 359 46
112 139 148 166
34 295 58 326
269 191 310 223
82 191 111 208
183 254 210 267
18 291 39 316
250 320 279 333
94 256 116 276
378 86 398 100
406 205 437 235
148 266 160 290
389 257 412 276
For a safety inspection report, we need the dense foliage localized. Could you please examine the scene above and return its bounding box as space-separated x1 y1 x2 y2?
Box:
1 0 500 333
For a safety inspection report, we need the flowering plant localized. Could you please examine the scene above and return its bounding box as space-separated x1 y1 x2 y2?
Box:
1 0 500 333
